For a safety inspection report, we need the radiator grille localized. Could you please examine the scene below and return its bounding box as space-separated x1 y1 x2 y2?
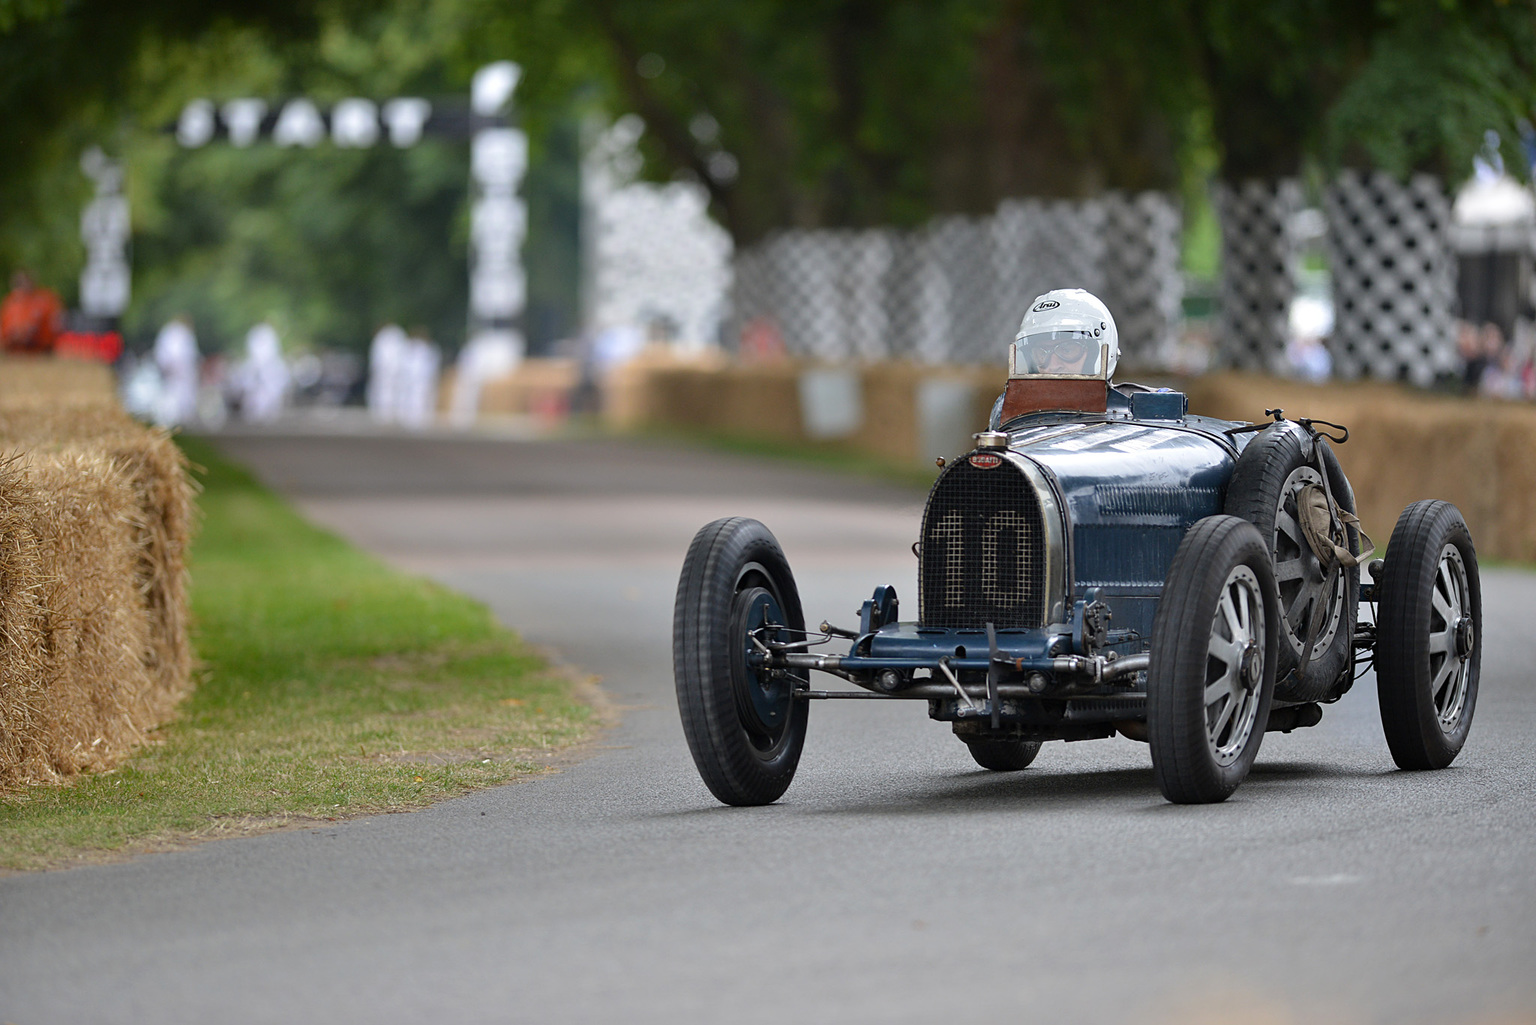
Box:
919 458 1046 629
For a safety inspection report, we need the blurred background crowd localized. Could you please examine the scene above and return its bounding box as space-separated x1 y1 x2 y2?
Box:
2 0 1535 427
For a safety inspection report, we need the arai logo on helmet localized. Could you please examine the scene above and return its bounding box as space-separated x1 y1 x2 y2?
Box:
969 453 1003 469
1032 299 1060 312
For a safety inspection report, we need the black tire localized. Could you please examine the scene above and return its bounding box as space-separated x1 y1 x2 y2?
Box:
963 738 1042 772
1375 500 1481 770
674 517 809 806
1224 423 1357 703
1148 515 1280 804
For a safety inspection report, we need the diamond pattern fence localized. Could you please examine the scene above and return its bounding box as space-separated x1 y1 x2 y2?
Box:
1326 171 1459 386
727 192 1182 367
1212 178 1303 372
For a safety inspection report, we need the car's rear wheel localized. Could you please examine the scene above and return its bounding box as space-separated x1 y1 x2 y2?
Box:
674 517 809 806
1148 516 1280 804
962 738 1041 771
1375 500 1481 770
1225 423 1357 703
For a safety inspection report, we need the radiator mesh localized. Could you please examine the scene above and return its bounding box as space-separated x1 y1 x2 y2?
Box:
919 459 1046 629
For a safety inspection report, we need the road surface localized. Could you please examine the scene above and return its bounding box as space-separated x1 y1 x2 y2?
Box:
3 430 1533 1024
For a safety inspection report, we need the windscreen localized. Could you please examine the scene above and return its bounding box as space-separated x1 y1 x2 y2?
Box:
1010 331 1108 378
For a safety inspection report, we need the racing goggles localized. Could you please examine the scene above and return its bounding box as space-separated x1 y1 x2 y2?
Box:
1019 331 1098 372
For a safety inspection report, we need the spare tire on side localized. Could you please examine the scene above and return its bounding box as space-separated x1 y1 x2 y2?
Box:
1224 422 1358 704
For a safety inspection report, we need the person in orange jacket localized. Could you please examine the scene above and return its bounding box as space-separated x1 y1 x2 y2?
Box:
1 270 65 354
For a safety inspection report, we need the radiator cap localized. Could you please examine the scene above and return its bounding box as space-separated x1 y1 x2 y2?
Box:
973 431 1009 451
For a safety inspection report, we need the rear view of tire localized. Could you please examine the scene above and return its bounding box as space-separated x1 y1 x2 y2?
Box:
1375 501 1481 770
1148 516 1280 804
963 738 1041 772
674 517 809 805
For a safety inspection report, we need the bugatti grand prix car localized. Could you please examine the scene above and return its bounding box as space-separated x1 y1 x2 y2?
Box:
674 301 1480 806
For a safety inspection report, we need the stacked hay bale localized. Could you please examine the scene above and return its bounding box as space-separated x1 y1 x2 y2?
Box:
0 358 195 787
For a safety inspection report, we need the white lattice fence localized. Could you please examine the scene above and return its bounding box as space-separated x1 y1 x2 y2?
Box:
1326 171 1458 386
583 117 733 350
1213 179 1303 370
1102 191 1183 367
729 194 1178 365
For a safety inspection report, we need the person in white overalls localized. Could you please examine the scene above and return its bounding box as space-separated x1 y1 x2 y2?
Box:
367 323 408 424
152 315 200 427
239 322 290 422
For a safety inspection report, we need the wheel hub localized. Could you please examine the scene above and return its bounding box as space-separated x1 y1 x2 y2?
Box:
1455 615 1475 660
1240 641 1262 691
732 586 792 735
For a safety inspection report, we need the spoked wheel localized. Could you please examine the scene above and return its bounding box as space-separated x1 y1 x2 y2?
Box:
1375 501 1481 770
1148 516 1280 804
1225 423 1357 702
962 738 1041 772
1270 465 1347 653
674 517 809 805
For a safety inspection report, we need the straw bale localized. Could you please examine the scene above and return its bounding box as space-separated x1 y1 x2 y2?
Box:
0 450 164 785
0 355 116 406
0 370 196 788
0 404 195 703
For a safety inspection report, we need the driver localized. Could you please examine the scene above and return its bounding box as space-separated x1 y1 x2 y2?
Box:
1010 289 1119 379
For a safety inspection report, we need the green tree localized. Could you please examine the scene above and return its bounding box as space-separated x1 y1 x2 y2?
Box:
0 0 329 291
471 0 1201 244
1325 1 1536 180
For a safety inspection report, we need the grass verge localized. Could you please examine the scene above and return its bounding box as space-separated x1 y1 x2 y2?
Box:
0 436 596 872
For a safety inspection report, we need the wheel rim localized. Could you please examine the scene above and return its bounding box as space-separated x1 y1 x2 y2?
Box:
1271 466 1345 657
1204 564 1266 766
730 568 796 754
1427 543 1473 734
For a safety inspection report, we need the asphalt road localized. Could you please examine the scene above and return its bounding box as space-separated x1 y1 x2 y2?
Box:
3 430 1534 1024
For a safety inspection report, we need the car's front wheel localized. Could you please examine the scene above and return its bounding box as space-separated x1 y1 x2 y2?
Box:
674 517 809 806
1147 516 1280 804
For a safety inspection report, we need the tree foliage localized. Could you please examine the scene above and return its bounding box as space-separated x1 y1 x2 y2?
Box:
471 0 1202 244
1 0 1533 353
1325 2 1536 179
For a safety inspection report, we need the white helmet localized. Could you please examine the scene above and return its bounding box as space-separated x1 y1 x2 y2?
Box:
1009 289 1118 379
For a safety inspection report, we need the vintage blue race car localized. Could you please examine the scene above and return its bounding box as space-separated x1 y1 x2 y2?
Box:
673 291 1482 805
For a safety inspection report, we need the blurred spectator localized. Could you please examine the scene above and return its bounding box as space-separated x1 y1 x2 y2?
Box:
1475 320 1532 400
238 322 290 422
738 316 786 364
1285 335 1332 383
1285 291 1333 382
197 352 229 429
367 322 407 423
590 323 644 373
449 331 520 427
310 350 362 406
152 315 200 426
0 270 64 354
1514 319 1536 399
1457 320 1485 392
119 354 163 419
399 325 440 429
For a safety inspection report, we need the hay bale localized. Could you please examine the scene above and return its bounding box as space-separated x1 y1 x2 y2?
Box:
0 450 165 784
0 355 116 405
0 405 195 705
0 373 195 788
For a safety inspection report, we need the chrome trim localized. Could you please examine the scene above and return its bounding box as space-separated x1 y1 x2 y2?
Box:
1001 450 1069 626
